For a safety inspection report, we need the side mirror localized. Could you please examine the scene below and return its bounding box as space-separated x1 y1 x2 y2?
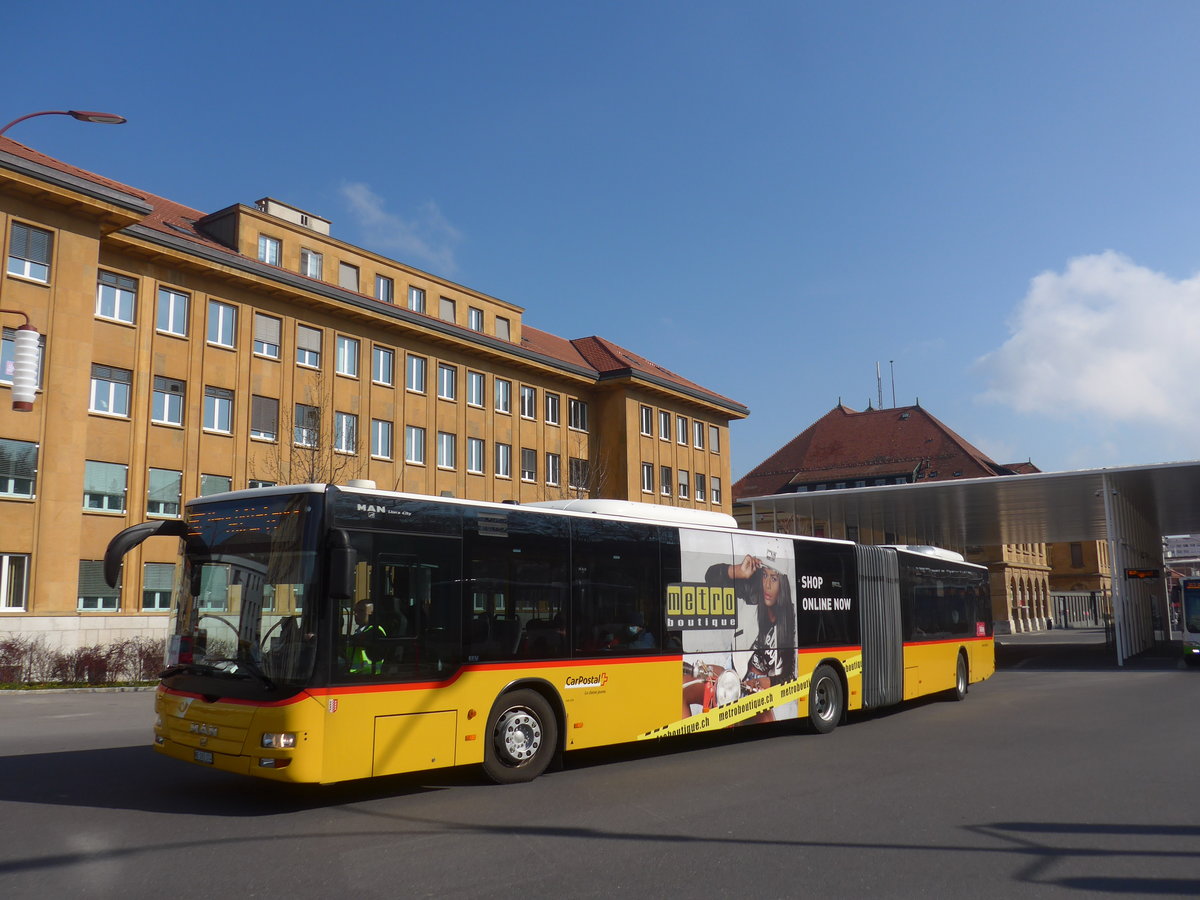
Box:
328 530 357 600
104 519 188 588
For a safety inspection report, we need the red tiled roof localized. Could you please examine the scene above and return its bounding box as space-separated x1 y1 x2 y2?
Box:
570 335 745 409
734 404 1020 500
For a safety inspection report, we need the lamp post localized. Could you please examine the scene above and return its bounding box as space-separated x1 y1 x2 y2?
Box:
1 309 39 411
0 109 127 138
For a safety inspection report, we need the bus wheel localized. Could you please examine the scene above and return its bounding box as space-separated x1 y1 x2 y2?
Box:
807 665 843 734
951 652 969 701
483 689 558 784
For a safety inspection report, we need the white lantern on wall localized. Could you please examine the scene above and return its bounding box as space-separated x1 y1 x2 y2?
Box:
11 325 39 412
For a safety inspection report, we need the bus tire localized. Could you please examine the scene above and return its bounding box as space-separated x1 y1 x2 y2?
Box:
807 664 843 734
950 651 969 701
483 688 558 784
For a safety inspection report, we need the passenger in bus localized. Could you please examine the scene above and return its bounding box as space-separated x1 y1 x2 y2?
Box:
347 599 388 675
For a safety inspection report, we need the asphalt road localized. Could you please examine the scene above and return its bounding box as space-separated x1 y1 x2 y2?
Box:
1 666 1197 899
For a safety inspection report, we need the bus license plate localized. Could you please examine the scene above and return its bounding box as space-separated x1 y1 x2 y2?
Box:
194 749 214 764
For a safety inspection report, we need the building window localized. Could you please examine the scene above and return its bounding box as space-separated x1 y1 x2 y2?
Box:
375 274 394 303
0 554 29 610
520 385 536 419
437 363 457 400
569 457 588 491
147 468 182 517
640 405 653 435
520 448 536 482
78 560 119 611
157 288 189 336
659 410 670 440
405 425 426 464
661 466 672 496
151 376 185 426
408 285 426 313
711 477 722 505
207 300 237 348
694 421 705 449
468 306 484 331
2 327 44 390
495 317 511 341
203 386 234 433
96 270 137 323
371 419 393 459
89 364 132 416
250 395 279 440
677 415 688 445
295 404 319 447
546 452 560 486
545 393 560 426
143 562 175 611
258 235 281 266
334 412 357 453
338 262 359 291
459 370 483 407
335 335 360 377
641 462 654 493
200 474 232 496
468 437 485 474
679 470 689 499
407 354 427 393
1070 543 1084 568
710 425 720 453
83 460 127 512
439 296 456 322
7 222 52 282
495 442 512 478
696 473 707 503
495 378 512 414
300 248 323 279
569 399 589 432
248 480 276 489
253 314 281 358
373 346 394 385
437 431 456 469
0 438 37 498
296 325 321 367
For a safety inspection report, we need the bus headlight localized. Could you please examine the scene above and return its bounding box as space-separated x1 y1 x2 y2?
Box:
261 732 297 749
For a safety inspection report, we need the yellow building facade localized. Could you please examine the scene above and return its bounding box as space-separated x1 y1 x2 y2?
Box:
0 140 746 648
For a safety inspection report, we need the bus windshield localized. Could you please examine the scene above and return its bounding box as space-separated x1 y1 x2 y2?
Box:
1183 582 1200 635
167 492 323 691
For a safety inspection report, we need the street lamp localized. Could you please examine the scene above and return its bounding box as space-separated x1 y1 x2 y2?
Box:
0 109 127 138
1 309 39 412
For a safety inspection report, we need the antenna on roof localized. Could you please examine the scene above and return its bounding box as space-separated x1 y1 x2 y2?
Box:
889 360 896 408
876 362 883 409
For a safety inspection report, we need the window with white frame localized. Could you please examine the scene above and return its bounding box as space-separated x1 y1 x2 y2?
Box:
439 296 456 322
661 465 672 496
711 477 722 505
338 262 359 291
143 562 175 610
545 392 560 426
375 274 394 303
83 460 127 512
520 385 536 419
546 452 560 486
253 313 281 358
200 474 232 496
296 325 321 367
468 306 484 331
436 431 456 469
405 425 426 464
694 421 705 449
467 437 485 474
157 288 189 336
248 479 276 489
659 410 670 440
203 386 233 433
151 376 185 426
147 468 182 517
96 271 137 323
0 438 37 498
2 327 45 390
406 354 426 392
495 378 512 413
677 415 688 445
640 405 653 435
295 404 319 447
710 425 720 453
90 364 131 416
520 448 536 482
569 457 588 491
0 554 30 610
258 234 281 265
7 222 52 282
569 398 588 431
207 300 237 347
696 473 707 504
641 462 654 493
373 345 394 385
371 419 393 459
437 363 457 400
678 469 689 499
408 285 426 313
250 395 278 440
335 335 360 377
495 442 512 478
495 317 511 341
334 412 357 453
467 370 485 407
300 248 323 279
78 560 119 611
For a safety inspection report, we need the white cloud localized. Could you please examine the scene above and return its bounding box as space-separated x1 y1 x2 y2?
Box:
977 251 1200 431
340 182 461 275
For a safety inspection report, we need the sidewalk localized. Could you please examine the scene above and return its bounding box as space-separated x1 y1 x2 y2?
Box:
995 627 1185 671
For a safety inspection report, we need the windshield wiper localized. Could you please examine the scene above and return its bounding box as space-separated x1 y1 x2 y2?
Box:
233 655 276 691
159 663 219 679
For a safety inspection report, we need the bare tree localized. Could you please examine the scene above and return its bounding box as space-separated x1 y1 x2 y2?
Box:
549 431 613 500
255 369 363 486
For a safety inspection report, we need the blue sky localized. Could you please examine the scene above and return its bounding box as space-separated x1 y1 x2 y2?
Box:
8 1 1200 481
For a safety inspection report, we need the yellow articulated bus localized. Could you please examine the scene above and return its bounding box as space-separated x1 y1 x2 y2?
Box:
104 483 994 785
